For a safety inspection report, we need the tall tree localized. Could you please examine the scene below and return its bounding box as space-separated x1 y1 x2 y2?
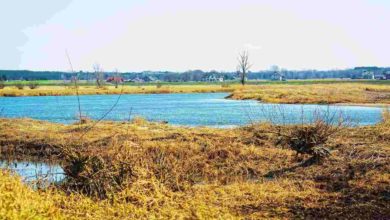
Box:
237 51 252 85
113 68 121 88
93 63 104 88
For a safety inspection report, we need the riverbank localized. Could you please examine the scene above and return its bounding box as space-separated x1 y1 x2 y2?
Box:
0 84 237 97
228 83 390 104
0 117 389 219
1 82 390 105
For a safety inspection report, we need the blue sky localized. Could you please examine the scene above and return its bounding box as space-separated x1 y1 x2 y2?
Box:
1 0 389 71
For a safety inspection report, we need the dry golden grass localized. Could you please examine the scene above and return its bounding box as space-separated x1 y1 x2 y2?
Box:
229 83 390 104
0 85 238 97
0 170 63 219
0 117 389 219
1 83 390 105
1 170 326 219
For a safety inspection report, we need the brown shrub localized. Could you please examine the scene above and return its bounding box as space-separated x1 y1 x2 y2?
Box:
60 143 134 199
273 119 343 160
14 83 24 90
28 82 39 89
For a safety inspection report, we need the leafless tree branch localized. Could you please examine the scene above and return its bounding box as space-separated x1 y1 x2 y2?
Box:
237 50 252 85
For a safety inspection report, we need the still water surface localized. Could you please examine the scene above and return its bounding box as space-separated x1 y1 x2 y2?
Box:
0 93 383 126
0 160 65 184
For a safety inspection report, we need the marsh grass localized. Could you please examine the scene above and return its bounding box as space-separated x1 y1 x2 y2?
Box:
0 116 389 219
1 82 388 105
229 83 390 104
0 84 235 97
0 82 390 104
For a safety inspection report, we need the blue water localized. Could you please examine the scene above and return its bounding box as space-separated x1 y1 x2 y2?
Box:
0 93 384 126
0 161 65 184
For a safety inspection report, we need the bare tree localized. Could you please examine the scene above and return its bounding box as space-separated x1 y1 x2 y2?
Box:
237 51 252 85
113 69 121 89
93 63 104 88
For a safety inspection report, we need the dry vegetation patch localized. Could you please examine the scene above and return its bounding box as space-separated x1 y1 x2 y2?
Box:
0 118 389 219
229 83 390 104
1 83 390 108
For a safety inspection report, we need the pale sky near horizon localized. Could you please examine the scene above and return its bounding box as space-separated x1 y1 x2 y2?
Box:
1 0 389 72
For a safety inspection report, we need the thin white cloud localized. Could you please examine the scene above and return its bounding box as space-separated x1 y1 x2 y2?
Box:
244 43 262 51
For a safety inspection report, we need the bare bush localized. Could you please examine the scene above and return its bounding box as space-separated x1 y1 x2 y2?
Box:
93 63 105 88
272 114 346 161
73 115 92 125
60 143 133 199
113 69 122 89
0 81 5 89
14 83 24 90
28 82 39 89
276 121 339 159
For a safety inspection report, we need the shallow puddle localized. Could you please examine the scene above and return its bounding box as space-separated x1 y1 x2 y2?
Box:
0 160 65 185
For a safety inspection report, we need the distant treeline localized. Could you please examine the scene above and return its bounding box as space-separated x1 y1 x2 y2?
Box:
1 67 389 82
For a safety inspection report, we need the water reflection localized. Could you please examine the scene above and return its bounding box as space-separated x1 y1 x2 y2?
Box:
0 160 65 186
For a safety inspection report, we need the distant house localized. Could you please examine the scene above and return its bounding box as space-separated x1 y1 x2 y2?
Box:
204 75 224 82
362 70 375 79
106 76 124 83
385 71 390 80
143 76 158 82
374 71 390 80
374 74 385 80
271 72 286 81
359 67 390 80
126 77 144 83
126 76 158 83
